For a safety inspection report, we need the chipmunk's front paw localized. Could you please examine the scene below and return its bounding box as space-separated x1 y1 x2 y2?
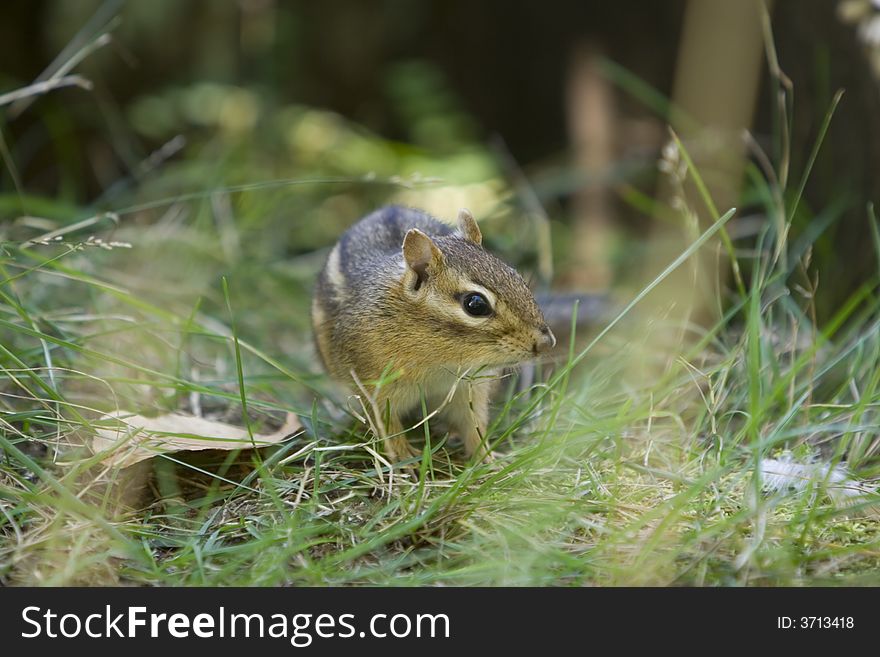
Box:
463 437 497 466
473 449 497 464
384 435 422 467
473 452 505 474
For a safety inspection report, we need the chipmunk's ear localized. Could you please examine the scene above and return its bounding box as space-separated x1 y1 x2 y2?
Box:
456 208 482 245
403 228 445 292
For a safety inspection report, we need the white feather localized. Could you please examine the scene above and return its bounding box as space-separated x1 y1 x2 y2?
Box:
760 454 878 509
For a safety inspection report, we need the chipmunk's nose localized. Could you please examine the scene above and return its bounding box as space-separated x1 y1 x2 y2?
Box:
533 325 557 355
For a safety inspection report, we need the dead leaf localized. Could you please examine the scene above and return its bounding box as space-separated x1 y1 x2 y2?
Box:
91 410 303 467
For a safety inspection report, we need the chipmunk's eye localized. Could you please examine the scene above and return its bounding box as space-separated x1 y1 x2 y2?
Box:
462 292 492 317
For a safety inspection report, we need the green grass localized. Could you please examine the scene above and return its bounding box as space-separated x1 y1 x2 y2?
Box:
2 28 880 586
2 175 878 585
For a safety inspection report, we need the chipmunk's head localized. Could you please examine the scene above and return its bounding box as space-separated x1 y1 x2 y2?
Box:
399 209 555 368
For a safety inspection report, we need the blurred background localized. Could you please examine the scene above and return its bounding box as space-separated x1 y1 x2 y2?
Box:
2 0 879 320
4 0 880 588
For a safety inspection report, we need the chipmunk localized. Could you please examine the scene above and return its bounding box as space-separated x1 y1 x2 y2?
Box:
311 205 556 464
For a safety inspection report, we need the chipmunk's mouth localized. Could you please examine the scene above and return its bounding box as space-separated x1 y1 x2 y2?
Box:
532 325 556 355
491 326 555 362
493 345 546 366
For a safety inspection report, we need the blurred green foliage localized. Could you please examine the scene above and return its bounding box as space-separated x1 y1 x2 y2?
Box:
1 0 879 316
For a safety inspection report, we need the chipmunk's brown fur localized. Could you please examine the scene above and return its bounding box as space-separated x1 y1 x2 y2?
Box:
312 205 555 464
